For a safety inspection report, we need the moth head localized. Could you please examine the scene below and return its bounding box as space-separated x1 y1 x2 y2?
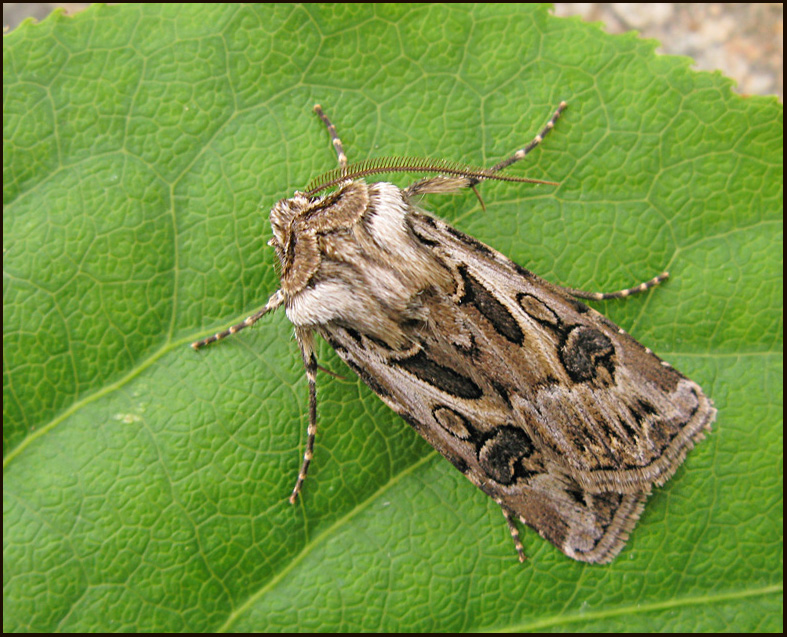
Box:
268 192 311 258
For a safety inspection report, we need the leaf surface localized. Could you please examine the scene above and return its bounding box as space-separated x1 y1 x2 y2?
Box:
3 4 782 632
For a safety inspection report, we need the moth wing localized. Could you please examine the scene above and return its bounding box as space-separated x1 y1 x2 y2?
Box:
426 214 714 488
316 211 713 563
318 304 654 563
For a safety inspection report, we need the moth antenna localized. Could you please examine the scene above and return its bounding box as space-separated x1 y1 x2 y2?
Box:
305 156 558 196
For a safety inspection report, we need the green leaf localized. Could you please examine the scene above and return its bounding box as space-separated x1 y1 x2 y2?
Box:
4 4 782 633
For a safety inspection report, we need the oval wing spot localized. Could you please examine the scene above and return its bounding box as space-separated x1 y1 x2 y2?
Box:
478 427 535 485
560 326 615 383
434 406 473 439
518 293 560 327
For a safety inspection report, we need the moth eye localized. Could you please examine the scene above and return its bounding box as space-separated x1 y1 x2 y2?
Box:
268 228 286 250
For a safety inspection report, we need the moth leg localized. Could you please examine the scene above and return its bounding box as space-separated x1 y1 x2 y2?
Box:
488 101 568 174
403 103 567 200
314 104 348 169
290 327 319 504
499 502 527 563
316 364 348 381
560 271 670 301
190 289 285 350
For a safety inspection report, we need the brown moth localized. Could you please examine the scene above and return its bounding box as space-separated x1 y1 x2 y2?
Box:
192 103 715 563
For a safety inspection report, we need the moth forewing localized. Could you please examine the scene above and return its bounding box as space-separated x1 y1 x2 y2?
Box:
191 102 715 564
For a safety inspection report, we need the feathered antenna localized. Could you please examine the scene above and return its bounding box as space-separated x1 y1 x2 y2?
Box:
304 156 558 196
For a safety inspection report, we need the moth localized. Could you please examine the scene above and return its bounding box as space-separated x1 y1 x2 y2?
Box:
192 102 715 563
